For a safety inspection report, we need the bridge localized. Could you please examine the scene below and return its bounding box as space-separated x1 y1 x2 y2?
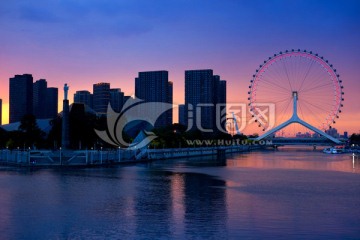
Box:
254 91 343 146
268 137 345 146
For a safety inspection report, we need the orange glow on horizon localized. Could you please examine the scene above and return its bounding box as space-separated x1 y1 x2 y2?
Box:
1 103 8 125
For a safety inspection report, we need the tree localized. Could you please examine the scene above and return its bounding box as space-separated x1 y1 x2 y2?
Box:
350 134 360 145
19 114 46 148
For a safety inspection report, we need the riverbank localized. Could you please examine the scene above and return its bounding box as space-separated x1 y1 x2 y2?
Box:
0 145 257 168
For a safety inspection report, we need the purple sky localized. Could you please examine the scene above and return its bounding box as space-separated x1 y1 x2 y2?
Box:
1 0 360 134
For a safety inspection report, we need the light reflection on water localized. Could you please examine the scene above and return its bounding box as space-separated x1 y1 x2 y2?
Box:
0 148 359 239
226 147 360 173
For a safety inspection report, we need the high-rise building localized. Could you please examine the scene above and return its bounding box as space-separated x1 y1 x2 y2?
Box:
213 75 227 132
33 79 48 119
93 83 110 114
46 87 58 119
110 88 124 112
325 128 340 138
123 95 132 103
178 104 186 126
184 69 226 133
135 71 173 128
74 90 93 109
33 79 58 119
0 98 2 125
9 74 33 123
167 82 173 126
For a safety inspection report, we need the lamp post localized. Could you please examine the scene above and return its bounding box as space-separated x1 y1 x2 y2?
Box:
100 147 103 164
60 147 62 165
118 146 121 162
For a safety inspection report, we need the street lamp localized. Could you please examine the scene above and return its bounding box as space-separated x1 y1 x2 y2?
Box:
118 146 121 162
100 147 103 164
59 147 62 165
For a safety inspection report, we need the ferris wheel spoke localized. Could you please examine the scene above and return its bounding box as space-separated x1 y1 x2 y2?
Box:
299 101 328 127
256 87 289 96
281 60 294 91
298 64 329 91
302 100 328 123
296 58 310 90
301 99 332 114
262 65 288 83
276 101 292 125
258 78 291 92
299 74 328 93
300 82 333 94
273 97 292 104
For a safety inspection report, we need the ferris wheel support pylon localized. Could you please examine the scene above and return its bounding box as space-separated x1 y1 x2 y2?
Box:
255 91 341 144
231 112 242 135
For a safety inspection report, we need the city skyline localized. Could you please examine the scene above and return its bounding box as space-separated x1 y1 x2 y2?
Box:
8 74 58 123
1 0 359 134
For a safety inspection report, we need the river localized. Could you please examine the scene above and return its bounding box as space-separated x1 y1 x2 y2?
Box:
0 147 359 239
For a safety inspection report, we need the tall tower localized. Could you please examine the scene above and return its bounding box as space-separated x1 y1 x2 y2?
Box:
135 71 173 128
185 69 214 132
184 69 226 133
213 75 227 133
33 79 48 119
178 104 186 126
9 74 33 123
62 84 70 149
46 87 58 119
33 79 58 119
93 83 110 114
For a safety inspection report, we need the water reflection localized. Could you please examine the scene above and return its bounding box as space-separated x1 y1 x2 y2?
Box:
226 148 360 173
0 166 228 239
0 148 359 239
182 173 227 239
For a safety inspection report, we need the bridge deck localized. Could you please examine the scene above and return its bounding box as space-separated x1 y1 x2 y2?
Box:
266 137 344 146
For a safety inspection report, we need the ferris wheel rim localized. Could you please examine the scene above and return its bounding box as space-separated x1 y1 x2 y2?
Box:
248 49 344 132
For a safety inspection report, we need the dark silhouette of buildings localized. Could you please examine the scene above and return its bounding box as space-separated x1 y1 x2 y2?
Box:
9 75 58 123
46 87 58 119
213 75 227 132
178 104 186 126
75 86 125 114
123 95 132 103
110 88 124 112
185 69 226 133
9 74 33 123
33 79 58 119
33 79 47 118
74 90 93 108
93 83 110 114
135 71 173 128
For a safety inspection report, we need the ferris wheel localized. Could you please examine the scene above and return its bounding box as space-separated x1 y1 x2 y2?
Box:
248 49 344 135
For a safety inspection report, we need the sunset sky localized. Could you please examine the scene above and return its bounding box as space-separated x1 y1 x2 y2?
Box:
1 0 359 134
